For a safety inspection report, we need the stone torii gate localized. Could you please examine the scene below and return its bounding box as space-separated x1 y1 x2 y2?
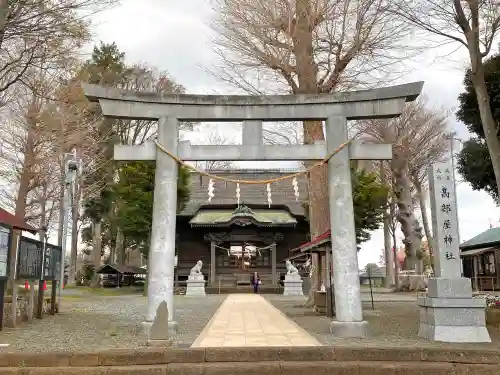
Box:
84 82 423 338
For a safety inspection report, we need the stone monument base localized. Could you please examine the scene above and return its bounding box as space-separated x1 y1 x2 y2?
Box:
186 275 206 297
283 274 303 296
417 277 490 343
330 320 369 338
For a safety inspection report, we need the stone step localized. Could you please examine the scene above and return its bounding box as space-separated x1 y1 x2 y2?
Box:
4 361 499 375
2 347 500 375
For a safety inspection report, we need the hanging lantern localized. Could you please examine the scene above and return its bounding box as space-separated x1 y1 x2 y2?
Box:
236 183 241 206
292 177 299 201
266 183 272 207
207 179 215 202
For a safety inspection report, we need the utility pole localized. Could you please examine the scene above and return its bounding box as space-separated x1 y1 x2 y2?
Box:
57 151 79 310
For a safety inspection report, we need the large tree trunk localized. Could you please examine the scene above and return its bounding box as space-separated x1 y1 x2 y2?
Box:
391 157 422 271
383 218 394 287
303 136 329 307
115 228 125 264
413 179 435 271
381 162 395 288
293 0 329 307
8 116 36 327
90 221 102 288
392 226 400 290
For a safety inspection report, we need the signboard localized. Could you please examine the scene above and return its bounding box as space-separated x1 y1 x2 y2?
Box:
17 236 43 280
43 243 62 280
429 160 461 279
0 224 11 279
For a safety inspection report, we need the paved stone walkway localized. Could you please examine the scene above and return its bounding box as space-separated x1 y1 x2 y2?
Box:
191 294 321 347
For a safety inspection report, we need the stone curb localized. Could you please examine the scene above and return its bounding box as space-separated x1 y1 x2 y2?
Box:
1 361 500 375
1 346 500 368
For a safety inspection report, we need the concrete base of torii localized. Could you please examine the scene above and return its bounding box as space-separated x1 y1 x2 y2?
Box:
330 321 369 338
141 320 178 337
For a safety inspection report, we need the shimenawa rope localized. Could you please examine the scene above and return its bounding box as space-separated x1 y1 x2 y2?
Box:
153 139 351 185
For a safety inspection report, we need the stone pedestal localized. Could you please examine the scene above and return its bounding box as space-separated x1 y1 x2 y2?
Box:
417 278 490 343
283 274 303 296
186 274 206 297
314 291 326 314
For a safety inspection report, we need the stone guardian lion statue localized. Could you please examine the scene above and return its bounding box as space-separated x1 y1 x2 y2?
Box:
285 260 299 275
190 260 203 276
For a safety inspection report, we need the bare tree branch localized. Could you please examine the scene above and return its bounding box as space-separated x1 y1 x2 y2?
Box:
211 0 418 95
390 0 500 202
358 98 449 270
0 0 118 95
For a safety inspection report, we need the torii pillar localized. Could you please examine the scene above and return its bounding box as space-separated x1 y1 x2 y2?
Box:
84 81 424 338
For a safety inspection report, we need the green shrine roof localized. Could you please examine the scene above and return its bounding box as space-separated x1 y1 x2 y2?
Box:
189 205 297 227
460 227 500 250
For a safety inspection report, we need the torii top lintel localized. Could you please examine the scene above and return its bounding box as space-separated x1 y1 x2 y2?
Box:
82 81 424 122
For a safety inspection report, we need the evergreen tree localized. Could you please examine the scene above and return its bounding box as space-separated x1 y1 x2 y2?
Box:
352 168 389 249
456 46 500 202
303 167 388 249
113 162 191 258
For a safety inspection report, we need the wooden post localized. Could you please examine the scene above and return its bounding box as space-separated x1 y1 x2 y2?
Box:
0 280 5 330
50 281 57 314
210 241 216 286
27 281 35 321
271 243 277 286
368 268 375 311
36 280 44 319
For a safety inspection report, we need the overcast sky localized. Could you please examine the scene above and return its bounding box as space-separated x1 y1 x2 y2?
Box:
88 0 500 268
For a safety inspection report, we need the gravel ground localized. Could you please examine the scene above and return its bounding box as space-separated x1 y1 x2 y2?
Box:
266 295 500 348
3 291 498 352
0 294 226 352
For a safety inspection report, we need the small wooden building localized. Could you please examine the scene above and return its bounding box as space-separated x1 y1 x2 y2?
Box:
460 227 500 291
96 263 147 287
175 170 310 290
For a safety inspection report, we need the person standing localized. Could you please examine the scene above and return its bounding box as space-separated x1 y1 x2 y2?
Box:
251 271 260 293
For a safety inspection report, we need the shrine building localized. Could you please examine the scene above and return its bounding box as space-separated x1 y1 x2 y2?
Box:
175 169 310 291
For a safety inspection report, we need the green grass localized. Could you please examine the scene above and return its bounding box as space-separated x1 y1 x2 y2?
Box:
61 284 78 290
60 295 86 300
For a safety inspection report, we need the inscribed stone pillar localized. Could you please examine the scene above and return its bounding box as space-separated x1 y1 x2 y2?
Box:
271 243 277 285
325 116 367 337
417 159 490 342
210 241 216 286
143 117 179 334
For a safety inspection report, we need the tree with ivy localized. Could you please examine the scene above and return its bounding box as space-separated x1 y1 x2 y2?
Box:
456 47 500 203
